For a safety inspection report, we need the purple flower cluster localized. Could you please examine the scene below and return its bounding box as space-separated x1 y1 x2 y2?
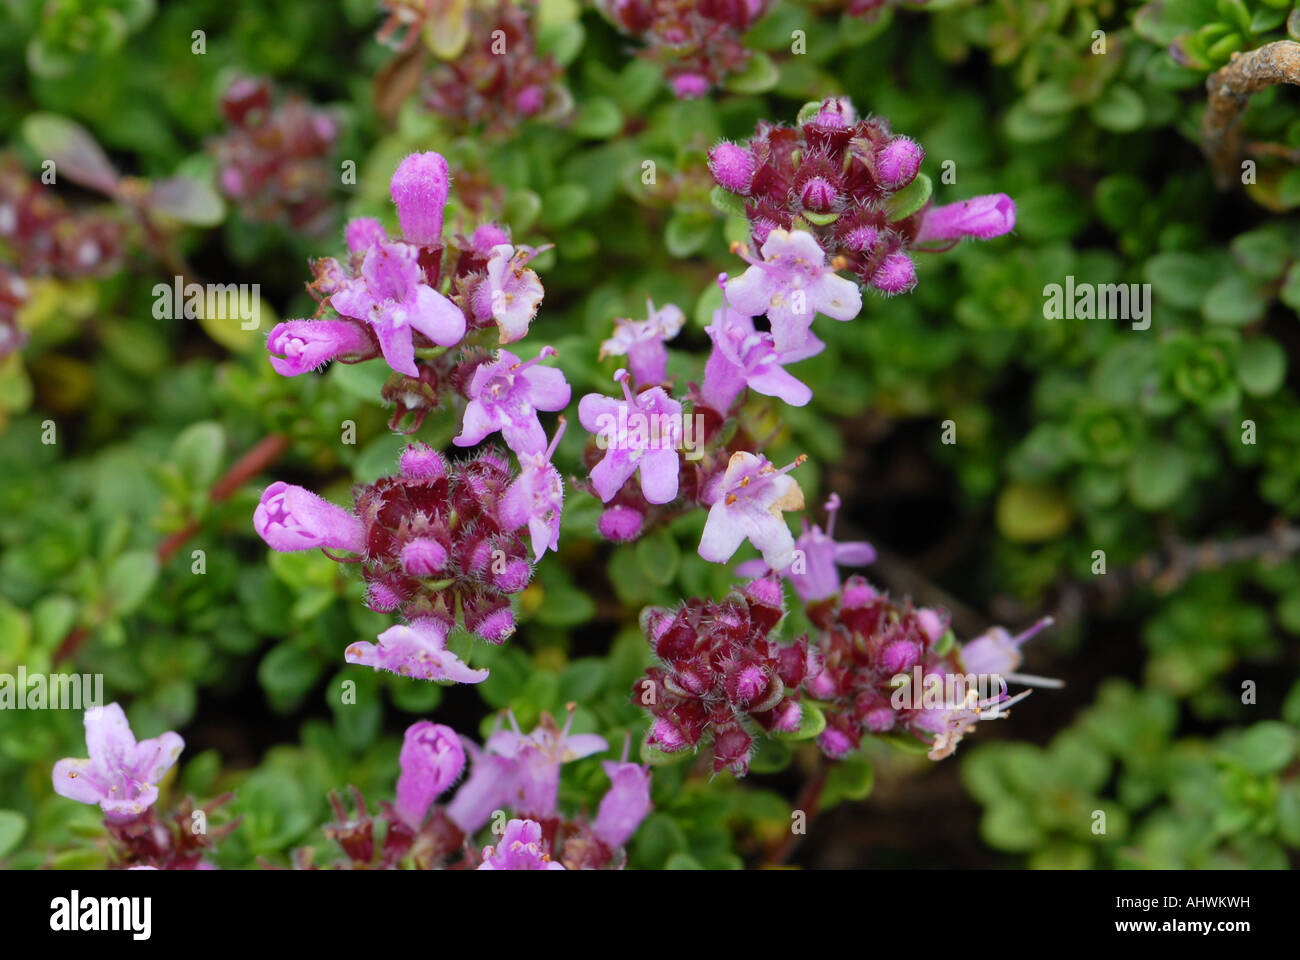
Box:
259 152 574 682
802 579 1053 761
321 713 652 869
636 574 1054 773
255 442 553 675
211 77 340 234
420 1 569 133
266 151 552 383
600 0 773 98
0 153 123 357
639 577 813 775
708 96 1015 295
52 705 652 871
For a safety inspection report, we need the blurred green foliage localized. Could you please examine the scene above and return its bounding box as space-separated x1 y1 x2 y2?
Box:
0 0 1297 869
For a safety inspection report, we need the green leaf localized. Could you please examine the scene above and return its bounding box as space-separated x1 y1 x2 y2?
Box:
148 176 225 227
330 358 391 402
663 852 704 869
1127 444 1190 511
1283 677 1300 727
258 644 323 709
710 185 748 218
1280 261 1300 313
0 810 27 858
1231 227 1292 280
536 20 584 67
981 800 1045 852
1003 100 1071 143
665 213 714 258
1236 338 1286 396
171 421 225 490
885 172 932 222
995 481 1073 543
1025 80 1080 116
1089 84 1145 132
1204 274 1269 326
822 758 874 808
1230 722 1295 775
723 52 779 94
1145 252 1218 309
571 97 622 139
635 528 681 587
22 113 119 194
103 550 159 617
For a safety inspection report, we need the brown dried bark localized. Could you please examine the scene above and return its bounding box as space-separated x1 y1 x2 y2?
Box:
1203 40 1300 187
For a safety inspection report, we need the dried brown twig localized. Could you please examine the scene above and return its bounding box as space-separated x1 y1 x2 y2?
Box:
1203 40 1300 187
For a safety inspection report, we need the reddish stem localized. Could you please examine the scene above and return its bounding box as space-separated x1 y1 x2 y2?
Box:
55 432 290 663
763 760 829 867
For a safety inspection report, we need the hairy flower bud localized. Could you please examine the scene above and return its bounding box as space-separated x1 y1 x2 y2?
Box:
390 151 450 246
709 141 757 194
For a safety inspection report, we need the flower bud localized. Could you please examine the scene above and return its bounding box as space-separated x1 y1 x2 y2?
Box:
390 152 450 247
365 580 403 613
873 137 923 190
712 725 753 775
345 216 387 255
799 175 839 213
492 557 533 594
916 607 947 645
400 443 446 481
817 725 856 760
598 505 643 542
769 698 803 733
471 222 511 258
870 252 917 295
651 717 688 752
708 142 757 195
880 638 921 675
400 537 448 577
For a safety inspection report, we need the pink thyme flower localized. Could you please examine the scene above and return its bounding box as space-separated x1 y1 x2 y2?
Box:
914 688 1034 761
390 151 450 246
445 739 521 834
485 710 608 817
477 818 565 870
592 738 652 850
500 419 566 560
598 298 684 387
470 222 511 257
265 319 374 376
395 721 466 827
481 243 545 343
579 369 682 505
724 229 862 353
735 493 875 601
915 193 1016 245
959 616 1058 686
699 451 806 569
345 216 388 254
254 481 366 554
330 240 466 376
345 618 489 684
454 346 571 455
52 703 184 823
700 304 824 411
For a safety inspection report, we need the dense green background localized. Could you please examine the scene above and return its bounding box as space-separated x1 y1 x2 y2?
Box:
1 0 1298 868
